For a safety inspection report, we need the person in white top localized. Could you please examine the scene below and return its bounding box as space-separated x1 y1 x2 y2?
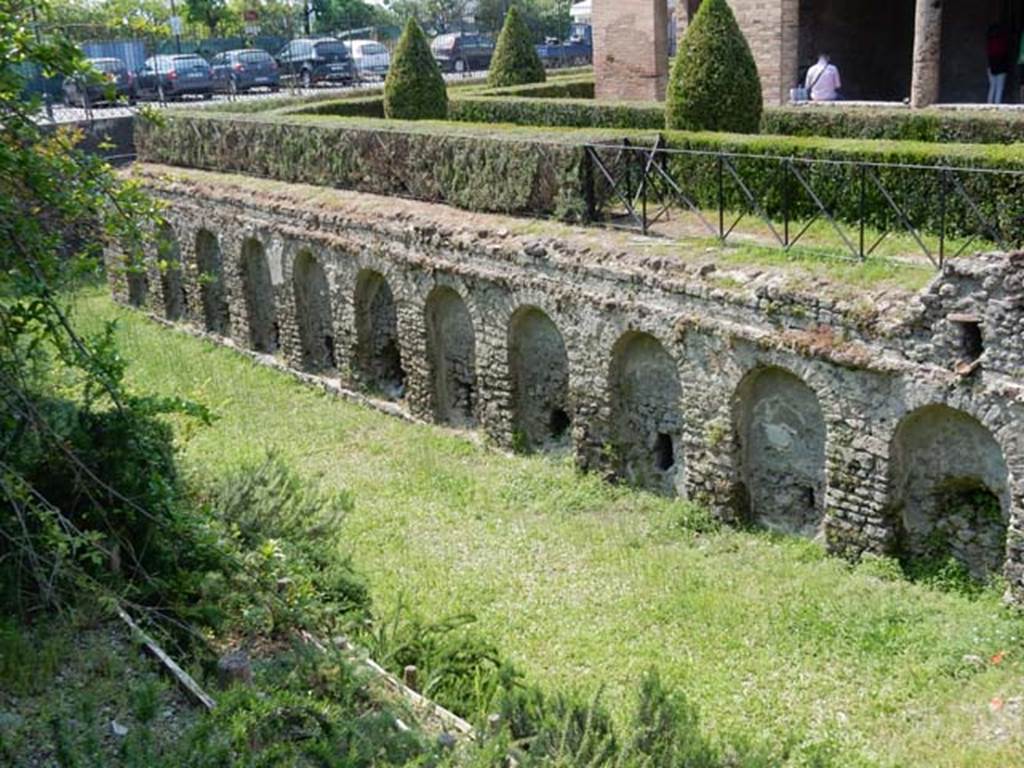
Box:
805 54 841 101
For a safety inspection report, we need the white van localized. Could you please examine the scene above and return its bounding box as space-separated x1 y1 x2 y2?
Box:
346 39 390 80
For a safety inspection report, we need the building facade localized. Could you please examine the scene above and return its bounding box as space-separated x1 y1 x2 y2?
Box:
595 0 1024 107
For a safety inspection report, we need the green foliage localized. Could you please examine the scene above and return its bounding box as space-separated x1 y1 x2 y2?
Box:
311 0 391 36
361 597 512 718
384 18 448 121
184 0 233 34
449 95 663 129
487 5 546 89
763 105 1024 144
666 0 762 133
135 112 591 220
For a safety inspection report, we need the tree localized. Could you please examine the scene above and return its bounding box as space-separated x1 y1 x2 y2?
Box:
311 0 392 35
185 0 235 35
385 0 466 34
383 18 447 120
487 5 545 88
665 0 762 134
0 0 189 612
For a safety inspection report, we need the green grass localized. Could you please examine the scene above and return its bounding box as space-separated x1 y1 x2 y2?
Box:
77 290 1024 767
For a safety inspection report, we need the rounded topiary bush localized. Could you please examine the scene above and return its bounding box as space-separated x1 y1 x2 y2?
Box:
487 6 545 88
384 18 448 120
666 0 762 133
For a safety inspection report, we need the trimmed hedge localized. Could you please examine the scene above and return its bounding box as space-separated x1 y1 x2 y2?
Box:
135 112 590 220
135 111 1024 240
763 106 1024 145
451 97 661 129
667 0 762 133
384 19 447 120
487 6 546 88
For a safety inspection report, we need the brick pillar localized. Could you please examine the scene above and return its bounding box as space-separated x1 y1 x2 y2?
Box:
593 0 669 102
910 0 942 107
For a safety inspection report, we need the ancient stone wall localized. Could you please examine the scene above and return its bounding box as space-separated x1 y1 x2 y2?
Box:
109 166 1024 601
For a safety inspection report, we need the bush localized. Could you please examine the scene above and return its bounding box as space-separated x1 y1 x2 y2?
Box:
384 19 447 120
666 0 762 133
487 5 546 89
135 113 592 221
762 105 1024 145
448 96 664 129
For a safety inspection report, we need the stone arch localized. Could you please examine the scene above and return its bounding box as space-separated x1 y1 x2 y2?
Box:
195 229 229 335
608 331 682 495
509 306 570 451
157 223 185 321
733 366 827 537
292 249 336 372
425 286 477 427
240 237 277 354
890 405 1011 579
354 269 405 398
126 263 148 308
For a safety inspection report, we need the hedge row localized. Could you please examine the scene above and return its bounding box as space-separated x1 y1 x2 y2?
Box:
134 112 590 220
135 111 1024 240
448 96 664 129
762 106 1024 145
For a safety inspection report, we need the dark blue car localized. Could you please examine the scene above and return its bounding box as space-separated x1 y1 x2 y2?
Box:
276 38 354 88
211 49 280 94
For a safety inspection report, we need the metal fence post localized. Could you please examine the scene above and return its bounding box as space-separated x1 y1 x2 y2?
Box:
939 168 948 268
858 164 867 261
782 159 790 248
717 154 725 241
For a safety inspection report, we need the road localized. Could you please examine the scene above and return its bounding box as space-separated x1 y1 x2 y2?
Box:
37 71 487 125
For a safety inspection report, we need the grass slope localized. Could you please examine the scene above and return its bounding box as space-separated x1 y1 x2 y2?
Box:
78 290 1024 767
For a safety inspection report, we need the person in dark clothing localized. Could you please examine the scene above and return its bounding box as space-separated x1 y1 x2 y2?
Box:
987 23 1011 104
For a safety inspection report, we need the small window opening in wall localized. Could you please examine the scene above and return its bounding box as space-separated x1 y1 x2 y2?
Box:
949 313 983 375
804 486 816 511
272 322 281 352
549 408 571 439
324 335 337 368
654 433 675 472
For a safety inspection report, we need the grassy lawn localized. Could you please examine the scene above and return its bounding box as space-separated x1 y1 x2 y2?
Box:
78 289 1024 767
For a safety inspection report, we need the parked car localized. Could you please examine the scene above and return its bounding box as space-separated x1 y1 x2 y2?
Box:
535 23 592 68
276 37 354 87
63 57 134 107
134 54 214 101
430 33 494 74
211 48 280 94
347 39 390 80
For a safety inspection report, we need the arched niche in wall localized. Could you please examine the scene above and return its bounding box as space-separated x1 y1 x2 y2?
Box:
157 223 185 321
890 404 1010 579
195 229 229 335
292 249 336 372
425 286 477 427
354 269 405 398
608 331 683 495
240 237 277 354
509 306 571 451
733 366 827 537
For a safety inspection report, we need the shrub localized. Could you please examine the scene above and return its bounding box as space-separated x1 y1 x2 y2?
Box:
384 18 447 120
487 5 546 89
666 0 762 133
448 96 664 129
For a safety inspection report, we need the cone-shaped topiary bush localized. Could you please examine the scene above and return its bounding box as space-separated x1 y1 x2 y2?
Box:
487 6 546 88
666 0 762 133
384 18 448 120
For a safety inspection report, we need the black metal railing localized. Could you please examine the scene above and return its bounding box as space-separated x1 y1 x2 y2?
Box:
583 137 1024 269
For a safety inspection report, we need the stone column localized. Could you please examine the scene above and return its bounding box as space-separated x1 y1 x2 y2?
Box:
593 0 669 102
910 0 943 107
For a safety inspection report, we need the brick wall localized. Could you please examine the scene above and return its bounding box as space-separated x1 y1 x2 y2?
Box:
593 0 669 101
